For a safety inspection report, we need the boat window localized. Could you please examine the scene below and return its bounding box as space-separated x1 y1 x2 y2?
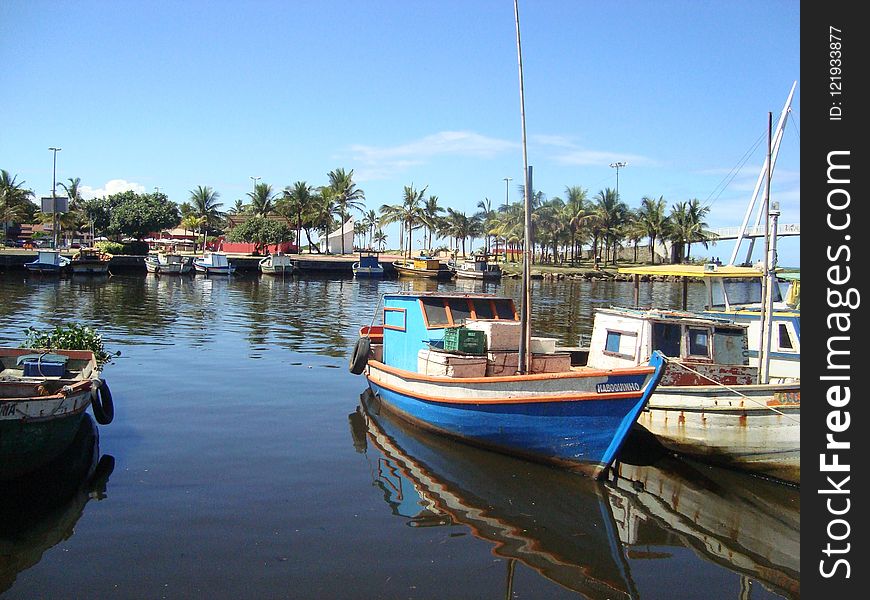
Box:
493 299 516 320
651 323 681 357
472 299 494 319
605 332 622 353
713 328 746 364
447 298 472 324
687 328 711 358
420 298 450 327
778 323 793 349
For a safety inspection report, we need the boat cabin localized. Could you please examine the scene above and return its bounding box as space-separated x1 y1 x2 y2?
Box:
413 257 442 271
585 307 758 386
358 250 381 268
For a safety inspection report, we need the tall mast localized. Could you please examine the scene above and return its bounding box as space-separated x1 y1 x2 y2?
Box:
514 0 532 374
758 112 775 384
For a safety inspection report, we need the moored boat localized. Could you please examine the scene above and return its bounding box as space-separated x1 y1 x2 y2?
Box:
393 256 454 280
193 251 235 275
145 252 193 274
69 247 112 275
258 252 295 276
352 250 384 277
0 348 114 480
349 292 665 479
451 253 502 280
24 250 70 275
575 305 799 484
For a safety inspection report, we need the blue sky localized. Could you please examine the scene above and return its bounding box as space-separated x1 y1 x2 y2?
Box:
1 0 800 266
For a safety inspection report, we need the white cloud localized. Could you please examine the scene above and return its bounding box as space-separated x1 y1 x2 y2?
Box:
80 179 146 200
347 131 517 181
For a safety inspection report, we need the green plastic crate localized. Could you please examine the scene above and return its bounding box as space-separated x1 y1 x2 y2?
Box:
443 326 487 355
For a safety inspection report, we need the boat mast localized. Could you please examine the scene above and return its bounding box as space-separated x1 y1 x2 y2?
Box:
758 112 776 384
513 0 532 374
727 81 796 266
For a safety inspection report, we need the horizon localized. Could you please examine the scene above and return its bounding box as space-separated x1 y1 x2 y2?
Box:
1 1 800 266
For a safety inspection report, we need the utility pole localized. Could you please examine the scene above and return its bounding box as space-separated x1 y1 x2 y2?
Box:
49 147 62 249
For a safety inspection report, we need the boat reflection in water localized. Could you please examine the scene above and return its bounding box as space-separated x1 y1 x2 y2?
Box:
354 389 638 600
0 415 115 594
352 390 799 600
606 444 800 600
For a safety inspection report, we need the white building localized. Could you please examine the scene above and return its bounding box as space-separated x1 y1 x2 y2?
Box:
319 218 355 254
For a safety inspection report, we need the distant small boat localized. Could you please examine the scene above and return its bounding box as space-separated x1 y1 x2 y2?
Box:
451 253 502 280
0 348 113 480
258 252 295 276
69 248 112 275
193 252 235 275
24 250 70 274
145 252 193 275
352 250 384 278
393 256 454 280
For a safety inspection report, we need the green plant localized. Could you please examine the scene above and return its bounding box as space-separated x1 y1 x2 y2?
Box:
21 323 119 366
95 241 124 254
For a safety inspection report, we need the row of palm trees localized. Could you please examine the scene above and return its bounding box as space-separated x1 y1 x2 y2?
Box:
4 166 714 264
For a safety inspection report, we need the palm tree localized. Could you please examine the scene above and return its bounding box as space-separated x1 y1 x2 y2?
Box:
637 195 669 264
190 186 223 251
563 186 590 263
280 181 314 254
421 195 445 252
181 215 203 252
228 199 248 215
361 209 378 249
666 200 711 262
442 208 476 256
373 229 387 251
475 197 497 255
379 184 426 260
327 168 366 255
1 170 34 243
248 183 276 217
592 188 629 266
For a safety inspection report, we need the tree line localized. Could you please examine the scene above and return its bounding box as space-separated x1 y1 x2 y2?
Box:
2 167 715 263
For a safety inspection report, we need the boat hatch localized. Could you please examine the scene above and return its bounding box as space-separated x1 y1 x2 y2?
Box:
420 296 517 328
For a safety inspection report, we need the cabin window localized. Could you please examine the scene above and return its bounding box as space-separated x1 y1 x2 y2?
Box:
420 298 450 327
493 299 516 320
651 323 681 357
713 328 746 365
687 328 711 358
447 298 472 324
604 330 637 358
605 332 621 353
472 299 494 319
778 323 793 350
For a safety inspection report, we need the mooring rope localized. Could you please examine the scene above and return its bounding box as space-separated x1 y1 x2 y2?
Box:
661 356 800 423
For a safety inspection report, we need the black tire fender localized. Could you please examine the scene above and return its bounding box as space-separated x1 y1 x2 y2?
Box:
349 337 371 374
91 379 115 425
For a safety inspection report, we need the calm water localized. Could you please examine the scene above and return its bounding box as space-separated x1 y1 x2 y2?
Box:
0 272 798 599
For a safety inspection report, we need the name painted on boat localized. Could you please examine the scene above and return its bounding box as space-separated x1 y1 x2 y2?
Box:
596 382 641 393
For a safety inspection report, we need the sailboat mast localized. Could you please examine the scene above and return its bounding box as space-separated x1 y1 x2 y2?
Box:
758 112 774 384
514 0 532 374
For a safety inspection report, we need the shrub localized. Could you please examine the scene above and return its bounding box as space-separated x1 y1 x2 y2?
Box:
122 240 149 256
21 323 119 367
95 241 124 255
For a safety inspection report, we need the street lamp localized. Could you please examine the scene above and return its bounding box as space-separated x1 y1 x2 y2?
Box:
502 176 512 261
609 161 626 200
250 176 261 193
49 147 62 249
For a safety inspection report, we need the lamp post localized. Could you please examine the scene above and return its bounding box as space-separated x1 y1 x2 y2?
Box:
609 161 626 200
250 176 260 193
502 176 512 261
49 147 61 249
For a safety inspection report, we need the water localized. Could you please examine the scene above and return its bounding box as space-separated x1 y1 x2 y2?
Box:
0 272 798 599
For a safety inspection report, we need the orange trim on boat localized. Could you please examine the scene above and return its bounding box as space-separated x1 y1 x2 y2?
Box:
382 307 407 331
368 359 654 384
367 369 645 405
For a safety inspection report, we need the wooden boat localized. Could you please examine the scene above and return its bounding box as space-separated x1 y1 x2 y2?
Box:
258 252 295 276
349 292 666 479
24 250 70 274
193 251 235 275
353 391 639 599
392 256 454 280
352 250 384 277
606 453 799 599
573 306 799 484
69 247 112 275
451 253 502 280
145 252 193 274
0 348 113 480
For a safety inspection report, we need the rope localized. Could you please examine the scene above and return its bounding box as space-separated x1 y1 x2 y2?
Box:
661 356 800 423
365 294 383 337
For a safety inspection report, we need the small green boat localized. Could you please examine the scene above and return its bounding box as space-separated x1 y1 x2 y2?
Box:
0 348 112 480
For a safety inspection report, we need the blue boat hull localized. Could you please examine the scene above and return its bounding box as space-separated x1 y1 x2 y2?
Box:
365 353 664 478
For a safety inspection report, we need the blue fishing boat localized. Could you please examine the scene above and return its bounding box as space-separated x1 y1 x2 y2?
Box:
349 292 665 479
24 250 70 274
352 250 384 278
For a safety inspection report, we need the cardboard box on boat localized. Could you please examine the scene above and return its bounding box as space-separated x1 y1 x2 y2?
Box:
465 319 521 351
417 348 487 378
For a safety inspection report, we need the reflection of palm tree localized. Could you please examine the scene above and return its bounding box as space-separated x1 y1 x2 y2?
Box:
328 168 366 255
